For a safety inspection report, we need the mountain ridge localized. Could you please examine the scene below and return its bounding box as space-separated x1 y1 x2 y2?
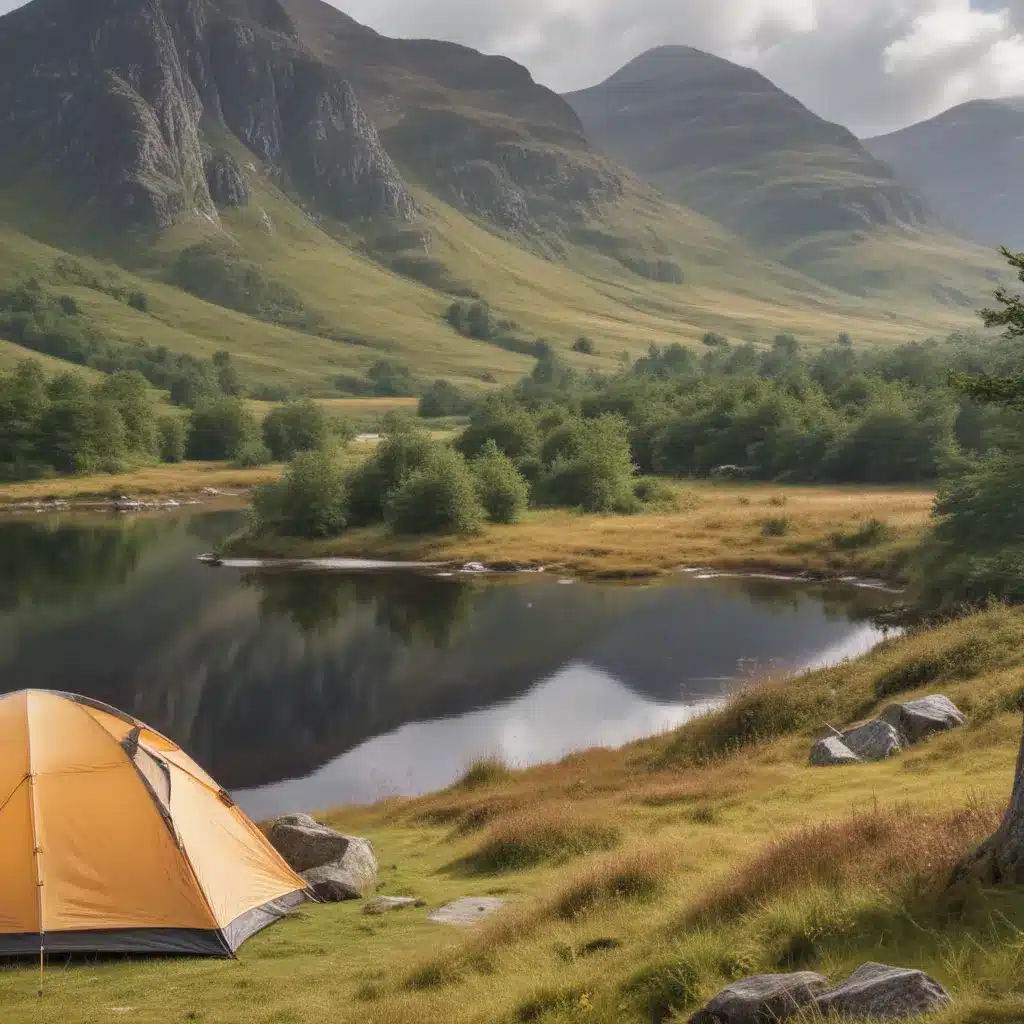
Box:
864 97 1024 249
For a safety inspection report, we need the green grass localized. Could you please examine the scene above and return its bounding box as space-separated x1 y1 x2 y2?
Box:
0 138 997 407
6 605 1024 1022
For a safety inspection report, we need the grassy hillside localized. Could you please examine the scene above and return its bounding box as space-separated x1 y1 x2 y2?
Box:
566 47 1002 305
0 163 990 403
4 604 1024 1023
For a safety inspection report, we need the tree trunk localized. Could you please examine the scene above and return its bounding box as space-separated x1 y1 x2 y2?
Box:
953 717 1024 886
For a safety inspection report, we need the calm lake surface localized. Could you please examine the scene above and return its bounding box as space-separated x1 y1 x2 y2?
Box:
0 509 895 817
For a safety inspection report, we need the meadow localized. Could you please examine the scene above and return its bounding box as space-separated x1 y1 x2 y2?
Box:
3 603 1023 1023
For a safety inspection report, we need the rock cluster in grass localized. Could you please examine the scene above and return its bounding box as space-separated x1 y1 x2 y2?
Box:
269 813 378 901
811 695 965 767
690 962 952 1023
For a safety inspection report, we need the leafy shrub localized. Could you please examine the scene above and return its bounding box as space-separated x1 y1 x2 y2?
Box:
158 415 187 464
572 336 596 355
472 441 530 524
345 427 437 526
251 450 348 539
262 399 331 461
537 414 638 513
127 290 149 312
633 477 680 510
386 447 484 535
186 398 258 462
458 405 541 460
418 379 474 418
830 518 892 550
232 439 271 468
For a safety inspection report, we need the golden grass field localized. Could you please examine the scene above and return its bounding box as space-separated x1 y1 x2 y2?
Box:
230 481 935 580
3 603 1024 1023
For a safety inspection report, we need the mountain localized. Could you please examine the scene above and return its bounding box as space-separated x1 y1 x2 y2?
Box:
864 98 1024 250
0 2 1001 398
565 46 998 298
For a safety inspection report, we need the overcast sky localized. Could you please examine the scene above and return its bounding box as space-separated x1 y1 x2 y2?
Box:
2 0 1023 136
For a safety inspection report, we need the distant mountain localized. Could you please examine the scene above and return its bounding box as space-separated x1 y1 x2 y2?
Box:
864 98 1024 249
565 47 934 248
0 1 1002 394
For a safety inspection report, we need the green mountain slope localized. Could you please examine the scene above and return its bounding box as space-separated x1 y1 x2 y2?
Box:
565 46 1000 304
864 98 1024 250
0 0 999 397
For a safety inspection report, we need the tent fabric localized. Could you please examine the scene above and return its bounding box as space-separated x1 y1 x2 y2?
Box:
0 690 310 958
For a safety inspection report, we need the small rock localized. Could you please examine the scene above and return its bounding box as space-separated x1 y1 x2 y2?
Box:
811 736 862 767
880 695 966 746
461 562 488 574
269 814 351 873
428 897 505 926
363 896 426 915
815 962 952 1021
303 863 366 902
841 719 903 762
199 487 222 496
689 972 830 1024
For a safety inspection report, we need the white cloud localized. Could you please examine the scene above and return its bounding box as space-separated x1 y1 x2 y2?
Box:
334 0 1024 135
1 0 1022 134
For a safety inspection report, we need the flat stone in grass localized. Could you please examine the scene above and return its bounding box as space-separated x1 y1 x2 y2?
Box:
427 897 505 926
689 972 830 1024
814 962 952 1020
363 896 426 915
811 736 862 767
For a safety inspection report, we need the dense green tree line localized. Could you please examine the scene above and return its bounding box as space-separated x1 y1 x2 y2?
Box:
449 324 1023 487
0 361 351 481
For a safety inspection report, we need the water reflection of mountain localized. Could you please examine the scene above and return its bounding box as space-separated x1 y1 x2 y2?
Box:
0 514 889 792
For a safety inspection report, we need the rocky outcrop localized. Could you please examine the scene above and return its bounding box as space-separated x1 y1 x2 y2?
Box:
205 150 249 207
880 695 966 745
811 696 966 767
841 719 904 762
814 963 952 1020
689 972 829 1024
268 812 378 901
691 965 951 1023
0 0 413 231
385 108 621 231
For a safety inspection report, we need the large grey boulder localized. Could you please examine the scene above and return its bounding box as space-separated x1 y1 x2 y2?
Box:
841 719 904 762
881 695 966 745
815 963 952 1020
689 972 830 1024
268 813 350 873
269 814 378 902
811 736 862 767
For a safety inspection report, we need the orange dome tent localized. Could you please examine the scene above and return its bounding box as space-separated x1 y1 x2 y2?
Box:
0 690 310 958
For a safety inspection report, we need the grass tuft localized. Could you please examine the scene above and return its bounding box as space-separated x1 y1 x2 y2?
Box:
458 806 621 874
455 756 514 790
550 846 674 920
685 800 1000 927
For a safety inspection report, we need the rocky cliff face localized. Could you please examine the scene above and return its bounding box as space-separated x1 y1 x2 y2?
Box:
0 0 414 231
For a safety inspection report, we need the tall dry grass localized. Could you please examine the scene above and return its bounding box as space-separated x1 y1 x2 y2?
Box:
686 800 1001 927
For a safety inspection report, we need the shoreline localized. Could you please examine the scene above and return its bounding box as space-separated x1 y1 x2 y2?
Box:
220 482 934 584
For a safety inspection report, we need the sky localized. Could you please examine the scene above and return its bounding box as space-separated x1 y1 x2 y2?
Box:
2 0 1023 136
